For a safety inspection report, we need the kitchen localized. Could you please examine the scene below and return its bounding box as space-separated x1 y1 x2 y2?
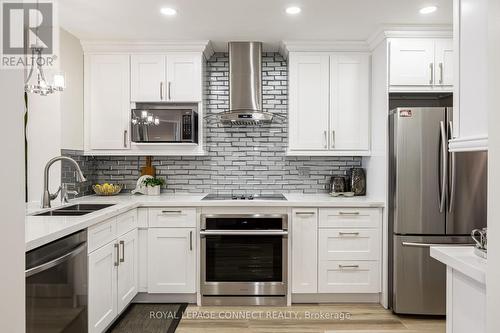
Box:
1 0 499 332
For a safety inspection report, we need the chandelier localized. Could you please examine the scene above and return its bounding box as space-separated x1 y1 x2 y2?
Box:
24 47 65 96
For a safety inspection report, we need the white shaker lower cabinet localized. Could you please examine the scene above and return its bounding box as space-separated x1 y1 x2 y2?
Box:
317 208 382 294
117 229 139 313
147 228 196 293
88 213 138 333
291 209 318 293
88 242 117 333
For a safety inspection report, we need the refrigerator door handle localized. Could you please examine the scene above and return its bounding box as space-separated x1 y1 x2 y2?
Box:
439 121 447 213
402 242 474 248
448 121 456 213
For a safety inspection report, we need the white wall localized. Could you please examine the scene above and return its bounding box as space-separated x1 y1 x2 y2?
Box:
27 28 84 204
363 39 389 307
487 1 500 332
0 69 26 332
60 28 84 150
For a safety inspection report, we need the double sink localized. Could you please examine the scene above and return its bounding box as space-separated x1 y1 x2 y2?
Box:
34 203 115 216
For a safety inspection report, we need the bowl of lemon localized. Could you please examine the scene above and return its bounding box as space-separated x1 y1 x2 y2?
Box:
93 183 123 196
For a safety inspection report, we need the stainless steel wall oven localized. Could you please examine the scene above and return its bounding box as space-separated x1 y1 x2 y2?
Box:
200 214 288 305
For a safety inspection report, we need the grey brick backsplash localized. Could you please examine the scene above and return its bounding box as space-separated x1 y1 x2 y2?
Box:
62 52 362 196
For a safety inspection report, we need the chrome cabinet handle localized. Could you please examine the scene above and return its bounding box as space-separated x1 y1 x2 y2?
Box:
168 81 172 100
338 211 360 216
430 63 434 84
338 232 360 236
123 130 128 148
119 240 125 263
439 121 447 213
439 63 444 84
323 131 327 148
295 212 315 216
331 130 335 148
161 210 182 214
160 82 164 100
114 243 119 267
338 264 359 269
189 231 193 251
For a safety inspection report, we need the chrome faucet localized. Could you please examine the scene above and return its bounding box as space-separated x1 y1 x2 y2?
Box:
42 156 87 208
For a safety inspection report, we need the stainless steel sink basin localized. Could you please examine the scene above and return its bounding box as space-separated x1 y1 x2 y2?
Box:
33 203 115 217
57 204 115 211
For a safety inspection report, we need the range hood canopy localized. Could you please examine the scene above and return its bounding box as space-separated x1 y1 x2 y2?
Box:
220 41 273 125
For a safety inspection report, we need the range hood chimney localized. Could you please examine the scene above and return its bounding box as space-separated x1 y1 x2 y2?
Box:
219 41 273 125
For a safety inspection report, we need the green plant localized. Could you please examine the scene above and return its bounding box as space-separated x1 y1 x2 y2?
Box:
142 177 165 187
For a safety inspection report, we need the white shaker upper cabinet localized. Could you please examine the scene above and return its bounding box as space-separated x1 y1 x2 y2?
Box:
131 55 165 102
435 39 454 87
449 0 488 151
130 53 202 102
330 54 370 151
167 53 202 102
85 54 130 151
288 53 330 151
390 39 435 86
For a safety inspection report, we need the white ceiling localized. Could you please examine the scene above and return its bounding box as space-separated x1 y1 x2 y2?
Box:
59 0 452 51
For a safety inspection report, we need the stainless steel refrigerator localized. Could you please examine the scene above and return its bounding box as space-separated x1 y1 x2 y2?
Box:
389 107 487 315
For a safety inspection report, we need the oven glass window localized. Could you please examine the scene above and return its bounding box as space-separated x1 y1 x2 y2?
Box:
205 235 283 282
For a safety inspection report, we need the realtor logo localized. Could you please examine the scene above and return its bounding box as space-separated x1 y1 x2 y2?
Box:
2 1 53 55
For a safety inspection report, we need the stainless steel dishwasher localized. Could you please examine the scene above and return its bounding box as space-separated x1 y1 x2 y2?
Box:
25 230 87 333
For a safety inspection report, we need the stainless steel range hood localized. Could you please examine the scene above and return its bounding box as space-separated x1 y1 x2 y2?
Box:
219 41 273 125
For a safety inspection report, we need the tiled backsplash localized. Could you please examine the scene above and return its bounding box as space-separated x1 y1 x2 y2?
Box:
62 52 362 195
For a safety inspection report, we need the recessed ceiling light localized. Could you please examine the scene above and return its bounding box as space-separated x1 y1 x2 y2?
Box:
160 7 177 16
420 6 437 14
286 6 301 15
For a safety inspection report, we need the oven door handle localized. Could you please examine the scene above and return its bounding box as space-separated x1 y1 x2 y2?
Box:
200 230 288 236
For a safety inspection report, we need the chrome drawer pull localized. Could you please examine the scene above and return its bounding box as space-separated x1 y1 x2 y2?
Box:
295 212 315 215
338 232 360 236
161 210 182 214
338 211 360 216
338 264 360 269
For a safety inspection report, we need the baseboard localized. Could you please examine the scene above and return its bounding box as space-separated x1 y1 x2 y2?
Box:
292 293 381 303
133 292 197 304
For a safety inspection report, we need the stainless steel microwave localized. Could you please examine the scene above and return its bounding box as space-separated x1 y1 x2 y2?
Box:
131 104 198 143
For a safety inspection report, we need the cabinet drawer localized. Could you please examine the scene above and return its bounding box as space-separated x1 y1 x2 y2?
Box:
318 261 380 293
319 229 380 261
148 208 196 228
319 208 381 228
88 218 117 253
116 209 138 236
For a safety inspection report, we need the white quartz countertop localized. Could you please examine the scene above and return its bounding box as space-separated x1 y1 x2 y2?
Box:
26 193 384 252
430 246 487 284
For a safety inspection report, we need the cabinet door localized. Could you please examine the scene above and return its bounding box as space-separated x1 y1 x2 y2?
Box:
291 209 318 293
330 53 370 151
87 55 130 150
166 54 202 102
288 53 330 151
88 242 117 333
435 39 453 86
390 39 435 86
147 228 196 293
117 229 138 313
131 55 165 102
